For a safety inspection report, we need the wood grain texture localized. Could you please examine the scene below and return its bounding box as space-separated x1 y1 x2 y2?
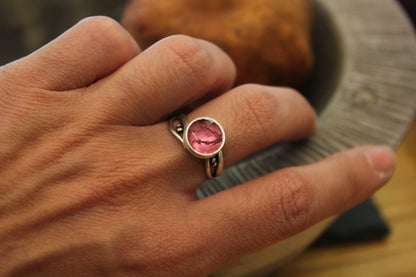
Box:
204 0 416 275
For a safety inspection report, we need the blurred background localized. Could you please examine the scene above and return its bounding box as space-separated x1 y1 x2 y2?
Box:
0 0 414 66
0 0 127 65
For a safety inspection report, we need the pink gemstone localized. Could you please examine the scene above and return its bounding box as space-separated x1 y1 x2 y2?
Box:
187 119 223 155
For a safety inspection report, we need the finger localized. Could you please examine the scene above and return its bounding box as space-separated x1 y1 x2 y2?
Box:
3 16 140 91
145 84 315 190
90 35 236 125
190 146 395 265
189 84 317 166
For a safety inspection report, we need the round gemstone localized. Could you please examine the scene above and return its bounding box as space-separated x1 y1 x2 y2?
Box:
187 119 223 155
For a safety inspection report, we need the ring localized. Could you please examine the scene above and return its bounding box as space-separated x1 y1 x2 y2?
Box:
169 114 225 179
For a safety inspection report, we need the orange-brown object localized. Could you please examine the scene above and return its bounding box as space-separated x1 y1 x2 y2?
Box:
121 0 313 87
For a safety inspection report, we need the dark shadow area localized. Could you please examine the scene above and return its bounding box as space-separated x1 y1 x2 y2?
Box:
300 1 344 114
398 0 416 28
0 0 128 65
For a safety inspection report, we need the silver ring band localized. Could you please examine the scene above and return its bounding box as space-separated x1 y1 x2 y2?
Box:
169 114 225 179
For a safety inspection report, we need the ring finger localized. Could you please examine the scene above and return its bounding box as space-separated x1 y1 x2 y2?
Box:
155 84 317 187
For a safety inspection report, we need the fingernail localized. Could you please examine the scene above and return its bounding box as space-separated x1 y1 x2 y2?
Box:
364 146 396 181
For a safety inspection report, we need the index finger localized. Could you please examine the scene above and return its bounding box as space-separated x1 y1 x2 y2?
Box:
189 146 395 268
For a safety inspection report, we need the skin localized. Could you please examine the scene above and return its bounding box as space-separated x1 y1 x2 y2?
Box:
0 17 395 277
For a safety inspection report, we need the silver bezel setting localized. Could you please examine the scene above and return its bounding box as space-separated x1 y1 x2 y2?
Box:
183 117 225 159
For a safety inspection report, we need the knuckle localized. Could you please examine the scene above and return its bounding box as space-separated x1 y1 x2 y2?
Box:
79 15 120 31
235 84 280 141
163 35 212 80
267 170 314 236
279 86 301 96
78 16 137 54
282 87 317 131
79 16 120 35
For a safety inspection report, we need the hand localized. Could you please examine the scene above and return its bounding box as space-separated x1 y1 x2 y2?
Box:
0 17 395 276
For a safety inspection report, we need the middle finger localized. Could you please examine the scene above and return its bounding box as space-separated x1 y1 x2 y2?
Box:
88 35 236 126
